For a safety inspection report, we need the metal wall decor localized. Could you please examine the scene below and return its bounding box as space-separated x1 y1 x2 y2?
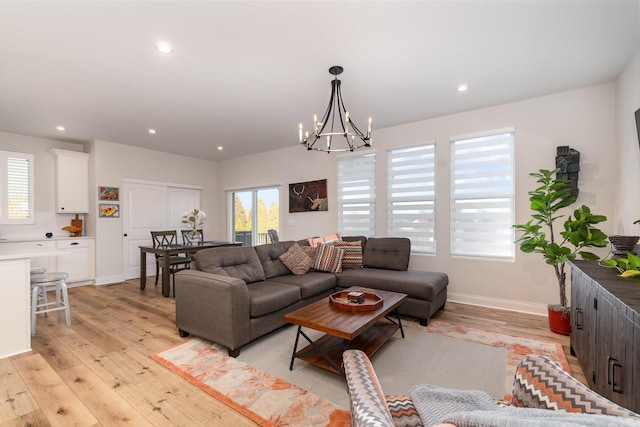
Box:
556 146 580 198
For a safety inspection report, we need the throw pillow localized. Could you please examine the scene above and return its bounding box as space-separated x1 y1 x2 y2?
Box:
307 231 342 247
312 243 344 274
279 243 313 276
301 245 318 261
334 241 363 269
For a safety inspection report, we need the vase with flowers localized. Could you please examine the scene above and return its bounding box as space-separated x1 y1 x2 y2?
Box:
181 208 206 244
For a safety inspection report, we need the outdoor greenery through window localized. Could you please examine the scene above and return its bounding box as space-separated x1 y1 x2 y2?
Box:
231 187 279 246
0 150 34 224
337 152 376 236
387 144 436 254
450 129 514 258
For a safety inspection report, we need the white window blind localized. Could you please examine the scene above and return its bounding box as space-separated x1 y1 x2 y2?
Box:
0 151 34 224
387 144 436 254
450 130 514 258
337 152 376 236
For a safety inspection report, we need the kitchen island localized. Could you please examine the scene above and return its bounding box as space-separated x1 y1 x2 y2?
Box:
0 245 69 359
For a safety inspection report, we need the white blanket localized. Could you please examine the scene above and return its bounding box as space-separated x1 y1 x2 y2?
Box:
410 384 640 427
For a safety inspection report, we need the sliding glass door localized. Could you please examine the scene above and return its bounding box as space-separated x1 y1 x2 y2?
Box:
231 187 280 246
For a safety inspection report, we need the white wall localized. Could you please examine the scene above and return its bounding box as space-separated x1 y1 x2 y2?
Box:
217 83 619 315
0 131 87 239
91 140 218 284
615 50 640 235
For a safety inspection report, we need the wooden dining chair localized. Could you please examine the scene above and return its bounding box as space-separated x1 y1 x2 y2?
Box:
150 230 191 296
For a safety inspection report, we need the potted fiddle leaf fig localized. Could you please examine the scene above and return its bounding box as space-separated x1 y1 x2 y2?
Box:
514 169 608 335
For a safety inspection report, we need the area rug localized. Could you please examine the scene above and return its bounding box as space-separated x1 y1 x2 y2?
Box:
150 318 568 426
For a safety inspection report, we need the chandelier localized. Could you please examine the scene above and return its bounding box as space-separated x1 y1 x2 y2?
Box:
298 66 372 153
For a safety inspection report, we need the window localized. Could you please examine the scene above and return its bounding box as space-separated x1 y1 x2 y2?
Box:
387 144 436 254
0 150 34 224
337 152 376 236
230 186 280 246
450 129 514 258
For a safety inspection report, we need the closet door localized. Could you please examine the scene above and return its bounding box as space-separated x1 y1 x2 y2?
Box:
168 187 202 231
122 182 167 279
122 181 202 279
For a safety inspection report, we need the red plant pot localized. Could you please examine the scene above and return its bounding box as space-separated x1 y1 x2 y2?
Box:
548 306 571 336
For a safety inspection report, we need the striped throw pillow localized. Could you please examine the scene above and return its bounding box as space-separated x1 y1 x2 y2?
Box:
279 243 313 276
312 243 344 273
334 241 363 269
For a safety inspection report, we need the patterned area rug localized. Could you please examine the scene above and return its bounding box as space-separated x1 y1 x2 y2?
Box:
150 319 568 427
151 338 350 427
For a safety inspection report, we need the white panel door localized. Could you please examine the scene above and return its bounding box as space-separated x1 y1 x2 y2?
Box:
168 187 202 235
122 182 167 279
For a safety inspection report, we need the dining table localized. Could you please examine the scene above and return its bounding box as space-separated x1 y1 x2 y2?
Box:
139 241 241 297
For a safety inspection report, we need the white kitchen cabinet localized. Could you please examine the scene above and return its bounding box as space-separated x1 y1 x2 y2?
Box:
1 238 95 285
56 239 95 284
50 149 90 213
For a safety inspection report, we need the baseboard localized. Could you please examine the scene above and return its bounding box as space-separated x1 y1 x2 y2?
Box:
95 274 126 286
447 292 548 317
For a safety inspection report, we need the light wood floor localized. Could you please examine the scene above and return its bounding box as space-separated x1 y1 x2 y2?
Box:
0 279 585 426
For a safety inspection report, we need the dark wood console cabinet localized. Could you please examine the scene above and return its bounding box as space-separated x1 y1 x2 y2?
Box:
570 260 640 412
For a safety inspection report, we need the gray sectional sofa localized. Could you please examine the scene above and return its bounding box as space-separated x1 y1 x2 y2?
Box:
174 237 448 357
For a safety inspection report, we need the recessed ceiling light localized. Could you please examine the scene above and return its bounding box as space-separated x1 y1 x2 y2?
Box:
457 84 469 92
56 125 65 131
155 41 174 54
217 146 223 151
148 129 157 134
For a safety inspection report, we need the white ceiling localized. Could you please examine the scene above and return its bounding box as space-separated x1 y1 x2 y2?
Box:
1 1 639 161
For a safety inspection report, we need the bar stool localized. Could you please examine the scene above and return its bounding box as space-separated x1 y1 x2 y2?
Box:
30 267 49 314
30 272 71 336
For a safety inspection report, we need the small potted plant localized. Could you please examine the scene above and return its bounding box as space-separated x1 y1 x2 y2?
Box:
514 169 608 335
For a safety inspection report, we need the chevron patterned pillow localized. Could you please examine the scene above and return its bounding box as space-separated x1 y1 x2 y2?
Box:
334 241 363 269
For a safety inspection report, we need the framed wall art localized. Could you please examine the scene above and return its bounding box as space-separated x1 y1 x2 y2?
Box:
289 179 328 213
99 204 119 218
98 186 119 201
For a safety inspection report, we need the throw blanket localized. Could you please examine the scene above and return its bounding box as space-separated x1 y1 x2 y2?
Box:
410 385 640 427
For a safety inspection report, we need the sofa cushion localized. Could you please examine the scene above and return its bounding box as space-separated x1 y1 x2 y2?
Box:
269 272 337 299
313 243 344 273
246 281 301 318
194 246 265 284
255 241 295 279
307 231 342 247
334 241 363 269
363 237 410 271
279 243 313 276
338 268 448 301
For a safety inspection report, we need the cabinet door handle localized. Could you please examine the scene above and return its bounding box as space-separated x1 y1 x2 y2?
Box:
609 357 623 393
575 307 583 329
607 356 624 393
71 242 79 246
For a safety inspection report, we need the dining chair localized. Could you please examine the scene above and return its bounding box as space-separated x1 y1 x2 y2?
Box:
181 229 204 245
150 230 191 296
267 229 279 243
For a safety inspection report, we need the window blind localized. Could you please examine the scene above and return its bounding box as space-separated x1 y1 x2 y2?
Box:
337 152 376 236
0 151 34 224
450 130 514 258
387 144 436 254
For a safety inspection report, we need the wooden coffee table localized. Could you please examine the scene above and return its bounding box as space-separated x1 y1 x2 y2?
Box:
284 287 407 375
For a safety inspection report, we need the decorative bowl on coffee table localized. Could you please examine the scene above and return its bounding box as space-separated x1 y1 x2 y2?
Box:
329 290 383 312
